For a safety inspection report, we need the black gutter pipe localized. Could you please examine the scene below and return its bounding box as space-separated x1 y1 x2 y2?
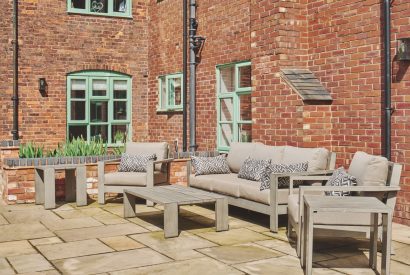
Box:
182 0 188 152
189 0 197 152
11 0 19 140
383 0 392 160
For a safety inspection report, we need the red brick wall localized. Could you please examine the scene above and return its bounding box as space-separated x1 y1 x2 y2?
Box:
0 0 150 147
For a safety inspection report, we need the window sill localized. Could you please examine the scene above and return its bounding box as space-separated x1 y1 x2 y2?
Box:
67 11 133 19
156 108 183 114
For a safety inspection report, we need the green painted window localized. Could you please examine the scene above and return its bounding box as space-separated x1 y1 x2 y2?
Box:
68 0 132 18
67 71 132 145
216 61 252 151
157 73 183 111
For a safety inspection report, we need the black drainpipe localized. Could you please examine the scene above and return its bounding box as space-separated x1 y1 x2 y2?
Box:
182 0 188 152
383 0 392 160
11 0 19 140
189 0 197 152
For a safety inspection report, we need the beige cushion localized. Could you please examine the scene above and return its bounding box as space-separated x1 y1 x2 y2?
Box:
282 146 329 171
251 144 285 164
126 142 168 171
227 142 262 173
190 174 240 197
238 181 298 205
105 171 167 186
348 151 388 187
288 194 382 226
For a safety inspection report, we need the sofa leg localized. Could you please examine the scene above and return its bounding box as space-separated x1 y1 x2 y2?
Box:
270 214 278 233
287 218 292 238
98 186 105 205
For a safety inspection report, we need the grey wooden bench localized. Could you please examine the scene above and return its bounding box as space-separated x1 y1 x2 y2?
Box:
123 185 229 238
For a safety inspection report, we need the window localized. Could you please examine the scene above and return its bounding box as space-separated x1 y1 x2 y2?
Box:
157 73 183 111
67 71 131 145
68 0 132 18
216 61 252 151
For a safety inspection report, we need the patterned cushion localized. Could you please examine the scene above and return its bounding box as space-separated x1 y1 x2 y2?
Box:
191 155 231 176
238 157 271 181
325 167 357 196
260 162 308 191
118 153 157 172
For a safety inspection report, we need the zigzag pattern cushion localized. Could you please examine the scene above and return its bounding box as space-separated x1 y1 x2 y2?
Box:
118 153 157 172
260 162 308 191
191 155 231 176
238 157 271 181
325 167 357 196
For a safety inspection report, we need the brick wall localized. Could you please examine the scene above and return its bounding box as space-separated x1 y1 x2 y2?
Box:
0 0 150 147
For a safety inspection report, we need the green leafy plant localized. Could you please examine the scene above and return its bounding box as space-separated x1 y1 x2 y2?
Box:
19 142 44 158
114 131 126 144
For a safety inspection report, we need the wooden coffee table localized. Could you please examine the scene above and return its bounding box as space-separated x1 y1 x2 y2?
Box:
123 185 229 238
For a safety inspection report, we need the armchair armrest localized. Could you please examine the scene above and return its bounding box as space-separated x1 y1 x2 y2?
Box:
153 158 174 164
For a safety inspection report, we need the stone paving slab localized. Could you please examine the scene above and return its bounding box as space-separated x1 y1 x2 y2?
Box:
55 223 148 242
198 243 283 265
392 223 410 245
91 211 130 225
0 223 54 242
29 237 63 246
53 207 104 219
37 239 114 260
2 210 61 224
130 231 217 260
52 248 172 274
41 216 103 231
18 269 61 275
0 240 36 257
109 257 244 275
0 257 15 275
128 214 164 232
7 253 53 273
195 228 271 246
0 215 8 225
99 236 145 251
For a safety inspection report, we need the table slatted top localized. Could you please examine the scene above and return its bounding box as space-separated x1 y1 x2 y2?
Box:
304 195 391 214
124 185 225 205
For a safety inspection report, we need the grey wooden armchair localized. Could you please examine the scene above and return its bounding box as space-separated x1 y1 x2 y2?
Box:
287 151 402 257
98 142 173 205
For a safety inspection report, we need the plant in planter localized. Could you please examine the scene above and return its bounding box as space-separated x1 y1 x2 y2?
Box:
112 131 127 155
19 142 44 158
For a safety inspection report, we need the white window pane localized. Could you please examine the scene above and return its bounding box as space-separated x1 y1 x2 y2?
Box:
219 66 235 93
71 79 86 91
71 0 86 9
220 98 233 121
169 77 182 106
92 79 107 97
220 124 233 147
239 93 252 121
113 80 127 90
114 0 127 13
90 0 108 13
238 65 251 88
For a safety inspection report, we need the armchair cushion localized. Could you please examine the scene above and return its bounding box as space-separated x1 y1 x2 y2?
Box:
125 142 168 171
191 155 231 176
238 157 271 181
325 167 357 196
104 171 167 186
118 153 156 172
348 151 389 187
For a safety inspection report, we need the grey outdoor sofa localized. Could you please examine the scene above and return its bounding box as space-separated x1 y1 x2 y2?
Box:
98 142 173 205
187 142 336 232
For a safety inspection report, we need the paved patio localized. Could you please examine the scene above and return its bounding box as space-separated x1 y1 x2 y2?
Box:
0 198 409 274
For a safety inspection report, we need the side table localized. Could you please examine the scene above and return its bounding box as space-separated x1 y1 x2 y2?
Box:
302 195 392 275
35 164 87 209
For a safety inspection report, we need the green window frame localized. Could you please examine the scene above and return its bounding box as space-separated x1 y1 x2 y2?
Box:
157 73 183 112
216 61 252 152
67 71 132 145
67 0 132 18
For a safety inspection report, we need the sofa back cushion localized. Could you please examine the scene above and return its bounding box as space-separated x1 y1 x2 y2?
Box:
126 142 168 171
282 146 329 171
348 151 388 187
251 144 284 164
227 142 261 173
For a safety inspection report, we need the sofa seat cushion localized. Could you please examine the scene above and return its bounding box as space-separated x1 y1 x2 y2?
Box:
288 194 382 226
239 182 299 205
190 173 248 197
105 171 167 186
283 146 329 171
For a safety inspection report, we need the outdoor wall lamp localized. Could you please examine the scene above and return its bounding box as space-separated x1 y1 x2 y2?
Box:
397 38 410 61
39 78 47 96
